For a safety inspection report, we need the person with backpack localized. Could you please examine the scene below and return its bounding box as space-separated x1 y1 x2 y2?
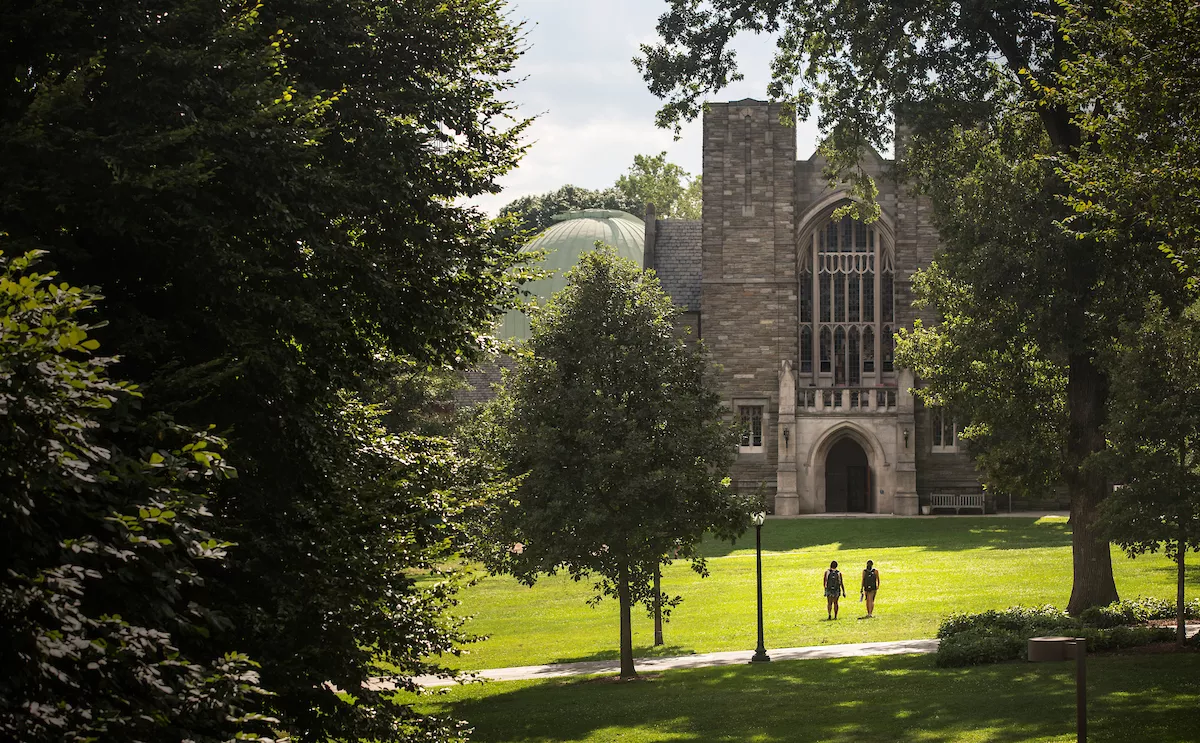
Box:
823 560 846 619
860 560 881 618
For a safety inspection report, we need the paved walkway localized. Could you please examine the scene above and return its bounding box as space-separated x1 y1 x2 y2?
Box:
378 638 939 690
371 620 1200 691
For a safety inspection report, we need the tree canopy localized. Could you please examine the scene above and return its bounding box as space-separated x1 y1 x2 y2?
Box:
474 249 751 678
636 0 1195 612
0 249 273 743
499 152 701 236
0 1 527 739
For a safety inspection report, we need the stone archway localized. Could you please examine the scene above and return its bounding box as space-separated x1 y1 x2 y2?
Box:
824 437 870 513
803 422 891 514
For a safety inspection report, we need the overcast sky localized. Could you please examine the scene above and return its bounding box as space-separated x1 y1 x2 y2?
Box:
473 0 824 215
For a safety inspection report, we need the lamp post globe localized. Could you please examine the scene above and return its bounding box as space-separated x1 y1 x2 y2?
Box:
751 512 770 662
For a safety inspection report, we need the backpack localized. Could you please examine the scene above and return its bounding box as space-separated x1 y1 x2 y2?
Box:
827 569 841 591
863 568 878 591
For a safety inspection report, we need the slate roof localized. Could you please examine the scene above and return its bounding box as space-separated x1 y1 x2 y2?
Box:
653 219 702 310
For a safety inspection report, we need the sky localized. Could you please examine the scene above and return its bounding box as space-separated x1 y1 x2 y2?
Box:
472 0 824 216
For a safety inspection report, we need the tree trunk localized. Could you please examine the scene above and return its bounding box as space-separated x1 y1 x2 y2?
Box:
618 563 637 679
1178 527 1187 649
1065 353 1119 615
653 564 663 646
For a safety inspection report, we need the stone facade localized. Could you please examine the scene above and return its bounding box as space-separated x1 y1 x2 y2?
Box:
644 98 983 514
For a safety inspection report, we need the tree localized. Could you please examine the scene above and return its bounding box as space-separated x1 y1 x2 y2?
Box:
1049 0 1200 281
498 153 701 237
1096 298 1200 647
499 184 638 236
0 249 275 743
635 0 1187 611
476 248 751 678
0 1 527 740
615 151 702 219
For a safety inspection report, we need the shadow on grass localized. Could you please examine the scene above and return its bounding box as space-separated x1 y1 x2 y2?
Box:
700 517 1073 558
436 653 1200 743
545 644 695 666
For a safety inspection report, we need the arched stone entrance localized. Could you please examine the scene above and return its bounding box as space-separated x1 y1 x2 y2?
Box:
824 438 870 513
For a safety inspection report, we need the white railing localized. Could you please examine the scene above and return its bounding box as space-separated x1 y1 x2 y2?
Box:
798 387 898 412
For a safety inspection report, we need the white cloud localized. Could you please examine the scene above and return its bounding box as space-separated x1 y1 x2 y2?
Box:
473 0 827 215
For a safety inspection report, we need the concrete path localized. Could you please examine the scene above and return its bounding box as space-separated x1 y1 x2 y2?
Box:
378 638 939 690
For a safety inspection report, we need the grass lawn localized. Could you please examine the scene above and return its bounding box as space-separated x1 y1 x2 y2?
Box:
414 652 1200 742
446 516 1197 670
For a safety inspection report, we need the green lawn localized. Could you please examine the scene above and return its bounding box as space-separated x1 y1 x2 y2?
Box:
447 516 1196 670
415 652 1200 742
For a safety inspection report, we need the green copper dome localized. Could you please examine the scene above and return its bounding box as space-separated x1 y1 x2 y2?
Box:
501 209 645 340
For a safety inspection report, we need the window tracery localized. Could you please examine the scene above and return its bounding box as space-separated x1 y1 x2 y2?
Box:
801 213 895 386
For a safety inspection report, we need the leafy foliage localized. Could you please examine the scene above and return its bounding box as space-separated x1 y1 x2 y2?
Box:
614 152 702 220
1080 597 1200 630
474 248 751 677
500 185 641 237
935 603 1177 666
499 152 701 237
637 0 1154 613
0 1 528 740
0 250 276 743
937 605 1078 640
1049 0 1200 281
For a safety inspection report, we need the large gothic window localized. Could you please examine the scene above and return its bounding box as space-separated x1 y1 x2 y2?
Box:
801 213 895 386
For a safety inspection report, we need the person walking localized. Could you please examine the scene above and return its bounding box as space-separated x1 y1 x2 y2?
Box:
823 560 845 619
861 560 881 618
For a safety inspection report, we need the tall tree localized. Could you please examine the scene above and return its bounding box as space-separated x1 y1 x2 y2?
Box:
635 0 1184 611
615 151 702 219
1098 297 1200 647
0 1 527 740
0 249 275 743
475 249 751 678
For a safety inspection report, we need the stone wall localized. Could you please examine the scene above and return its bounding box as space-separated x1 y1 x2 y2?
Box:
701 100 797 497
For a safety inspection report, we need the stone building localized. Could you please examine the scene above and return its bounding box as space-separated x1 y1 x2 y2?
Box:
644 99 982 515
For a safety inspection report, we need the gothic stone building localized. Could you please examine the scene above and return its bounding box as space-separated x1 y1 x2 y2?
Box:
645 99 982 515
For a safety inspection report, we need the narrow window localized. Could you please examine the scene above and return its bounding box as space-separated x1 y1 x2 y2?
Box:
820 273 831 322
738 405 764 450
841 216 853 251
801 327 813 373
931 407 959 453
882 271 894 323
849 327 861 385
863 327 875 373
834 327 846 385
848 274 860 322
863 270 875 322
820 327 831 373
882 326 894 373
800 268 812 323
834 274 845 322
855 220 868 252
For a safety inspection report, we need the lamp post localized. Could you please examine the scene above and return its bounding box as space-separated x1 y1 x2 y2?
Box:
751 511 770 663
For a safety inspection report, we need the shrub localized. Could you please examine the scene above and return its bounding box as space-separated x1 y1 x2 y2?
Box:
935 604 1178 667
937 605 1078 639
1081 597 1200 628
935 628 1026 667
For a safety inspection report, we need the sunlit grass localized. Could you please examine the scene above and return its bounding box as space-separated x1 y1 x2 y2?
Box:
413 653 1200 742
445 517 1194 670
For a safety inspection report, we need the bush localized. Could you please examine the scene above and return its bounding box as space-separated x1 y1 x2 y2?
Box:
937 605 1079 638
1080 597 1200 628
935 628 1027 667
935 604 1178 667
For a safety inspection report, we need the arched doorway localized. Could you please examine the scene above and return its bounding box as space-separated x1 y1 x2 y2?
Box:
825 438 870 512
